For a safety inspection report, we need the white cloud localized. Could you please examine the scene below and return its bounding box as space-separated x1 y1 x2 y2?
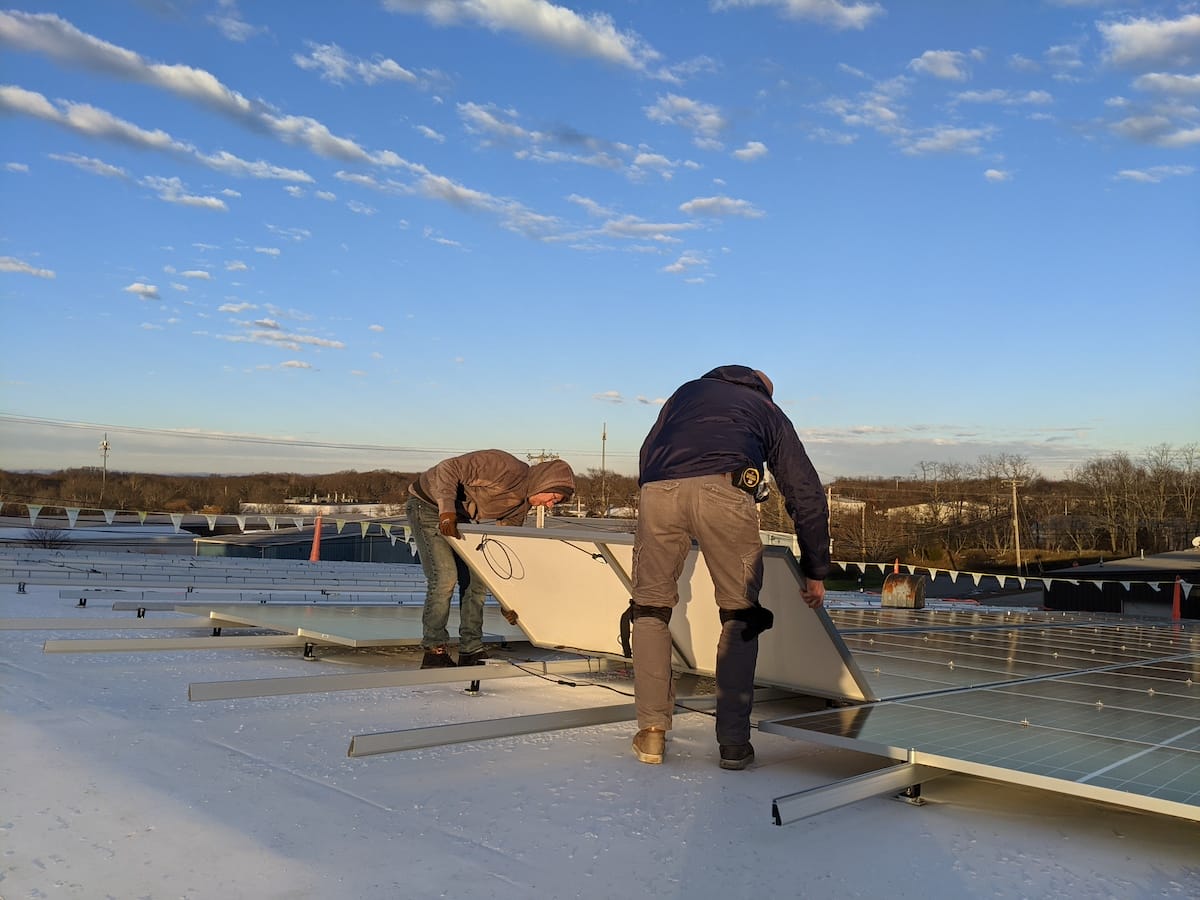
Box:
679 195 765 218
48 152 127 178
902 125 995 156
382 0 662 72
592 390 624 403
181 270 212 280
908 50 970 81
1099 14 1200 69
315 190 337 201
984 168 1012 182
954 89 1053 106
0 255 54 278
347 200 377 215
1113 164 1194 183
281 360 313 369
294 42 418 85
733 140 768 161
369 324 385 332
123 282 159 299
219 302 255 313
5 161 30 172
225 260 248 271
1133 72 1200 95
646 94 727 140
140 175 228 210
711 0 884 31
416 124 445 142
254 247 281 256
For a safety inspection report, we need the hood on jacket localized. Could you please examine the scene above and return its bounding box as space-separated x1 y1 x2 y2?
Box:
700 364 773 398
526 458 575 500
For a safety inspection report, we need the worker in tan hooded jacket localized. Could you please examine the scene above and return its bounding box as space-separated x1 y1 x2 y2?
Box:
406 450 575 668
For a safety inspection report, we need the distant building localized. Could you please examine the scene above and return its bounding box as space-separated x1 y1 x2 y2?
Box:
1043 549 1199 619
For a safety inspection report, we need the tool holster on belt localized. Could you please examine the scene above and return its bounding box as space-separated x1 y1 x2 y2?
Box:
720 603 774 641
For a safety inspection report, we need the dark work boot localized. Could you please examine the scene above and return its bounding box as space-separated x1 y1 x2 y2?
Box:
420 646 457 669
719 743 755 770
457 648 490 667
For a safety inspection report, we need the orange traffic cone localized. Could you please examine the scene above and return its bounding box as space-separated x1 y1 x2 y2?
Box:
893 558 900 574
1172 575 1182 621
309 515 323 562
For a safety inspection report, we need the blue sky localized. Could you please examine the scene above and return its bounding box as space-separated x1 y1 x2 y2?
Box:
1 0 1197 481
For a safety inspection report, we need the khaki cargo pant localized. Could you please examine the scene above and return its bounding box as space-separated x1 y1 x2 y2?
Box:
630 474 764 745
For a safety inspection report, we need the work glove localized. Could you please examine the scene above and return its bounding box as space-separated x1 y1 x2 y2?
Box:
438 512 462 540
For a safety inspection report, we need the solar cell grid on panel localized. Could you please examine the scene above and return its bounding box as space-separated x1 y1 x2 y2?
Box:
763 610 1200 821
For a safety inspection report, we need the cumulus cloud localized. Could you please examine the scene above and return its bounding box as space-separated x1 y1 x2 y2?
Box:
1098 14 1200 69
908 49 972 81
1132 72 1200 95
733 140 768 161
123 282 160 299
679 195 765 218
5 161 29 172
711 0 884 31
181 270 212 280
382 0 662 72
294 42 418 85
0 255 55 278
984 168 1012 182
645 94 727 141
593 390 624 403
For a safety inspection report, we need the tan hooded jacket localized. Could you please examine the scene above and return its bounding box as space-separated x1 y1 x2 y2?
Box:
409 450 575 525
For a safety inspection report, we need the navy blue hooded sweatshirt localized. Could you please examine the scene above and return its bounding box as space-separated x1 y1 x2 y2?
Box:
638 365 831 580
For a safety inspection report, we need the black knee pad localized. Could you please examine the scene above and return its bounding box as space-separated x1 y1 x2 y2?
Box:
619 601 672 656
720 604 774 641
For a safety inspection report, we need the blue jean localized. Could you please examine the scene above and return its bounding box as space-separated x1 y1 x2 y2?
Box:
405 497 487 653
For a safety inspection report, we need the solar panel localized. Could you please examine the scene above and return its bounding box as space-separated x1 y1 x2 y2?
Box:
762 620 1200 822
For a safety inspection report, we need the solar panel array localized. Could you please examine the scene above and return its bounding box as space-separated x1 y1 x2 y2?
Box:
764 608 1200 820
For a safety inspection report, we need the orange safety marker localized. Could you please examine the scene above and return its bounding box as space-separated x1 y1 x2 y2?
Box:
309 515 323 562
893 558 900 574
1172 575 1182 621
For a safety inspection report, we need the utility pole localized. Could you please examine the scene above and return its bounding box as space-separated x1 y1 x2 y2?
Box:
98 433 110 504
601 422 607 517
525 451 559 529
1004 479 1023 575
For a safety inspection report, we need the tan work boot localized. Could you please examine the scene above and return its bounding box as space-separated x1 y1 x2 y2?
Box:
632 727 666 764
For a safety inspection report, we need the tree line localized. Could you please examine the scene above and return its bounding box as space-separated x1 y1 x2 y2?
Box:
3 444 1196 567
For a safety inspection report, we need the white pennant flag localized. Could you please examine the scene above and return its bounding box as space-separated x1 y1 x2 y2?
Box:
947 570 959 583
291 517 305 530
27 504 42 525
205 515 217 531
103 509 116 524
971 572 983 587
169 513 184 534
1017 577 1026 588
928 568 939 581
1150 582 1162 592
1120 582 1132 591
65 507 80 528
403 526 411 542
235 515 247 532
875 563 887 574
389 533 398 546
360 521 370 538
336 519 346 534
1093 581 1105 591
265 516 277 531
381 524 393 538
138 511 148 524
1183 581 1193 597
